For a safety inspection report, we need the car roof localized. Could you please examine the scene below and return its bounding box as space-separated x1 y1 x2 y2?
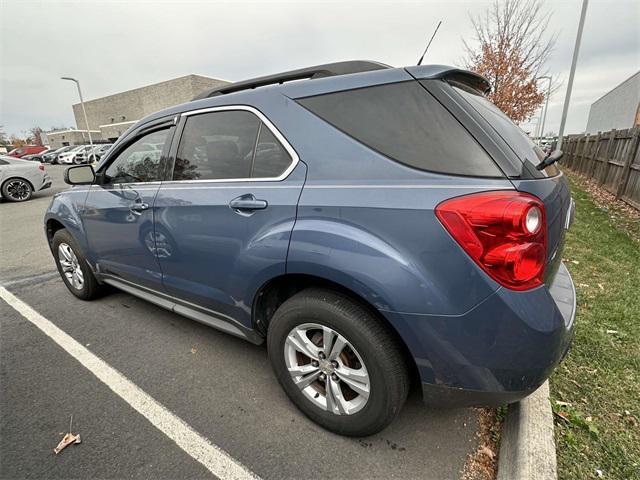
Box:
135 61 490 128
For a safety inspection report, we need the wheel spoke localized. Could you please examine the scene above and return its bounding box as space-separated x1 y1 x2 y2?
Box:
325 376 349 414
60 260 73 272
288 363 319 377
286 329 319 360
335 366 370 398
322 326 336 356
291 369 321 389
58 244 72 262
328 335 347 361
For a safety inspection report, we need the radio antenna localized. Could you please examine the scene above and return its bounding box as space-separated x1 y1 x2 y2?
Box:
417 20 442 66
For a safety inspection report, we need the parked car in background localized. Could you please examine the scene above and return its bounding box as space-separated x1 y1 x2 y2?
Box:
0 156 51 201
43 146 75 164
88 144 113 163
6 145 49 158
46 61 575 436
58 145 93 165
21 153 46 163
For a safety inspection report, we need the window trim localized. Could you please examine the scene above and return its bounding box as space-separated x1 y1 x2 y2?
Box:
166 105 299 183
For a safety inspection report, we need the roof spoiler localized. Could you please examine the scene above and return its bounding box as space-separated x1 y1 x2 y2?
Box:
192 60 391 100
404 65 491 94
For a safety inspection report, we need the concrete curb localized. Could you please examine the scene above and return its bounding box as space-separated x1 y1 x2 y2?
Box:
497 381 557 480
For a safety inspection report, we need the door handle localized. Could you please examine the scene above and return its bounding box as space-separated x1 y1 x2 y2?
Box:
229 194 268 213
130 202 149 213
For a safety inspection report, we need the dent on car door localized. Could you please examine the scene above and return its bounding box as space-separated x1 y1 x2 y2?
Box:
82 126 173 289
154 107 305 329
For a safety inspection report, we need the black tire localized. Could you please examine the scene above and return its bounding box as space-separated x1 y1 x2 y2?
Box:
268 288 410 436
52 229 104 300
1 178 33 202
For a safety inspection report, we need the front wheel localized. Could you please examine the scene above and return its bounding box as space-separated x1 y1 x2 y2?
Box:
52 229 104 300
268 288 410 436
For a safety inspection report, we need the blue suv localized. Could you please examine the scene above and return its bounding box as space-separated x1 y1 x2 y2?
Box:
45 61 575 436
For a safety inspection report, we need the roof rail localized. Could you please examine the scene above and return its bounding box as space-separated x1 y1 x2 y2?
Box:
192 60 391 100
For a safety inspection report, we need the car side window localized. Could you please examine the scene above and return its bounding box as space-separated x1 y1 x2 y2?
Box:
104 129 169 184
251 125 291 178
173 110 293 181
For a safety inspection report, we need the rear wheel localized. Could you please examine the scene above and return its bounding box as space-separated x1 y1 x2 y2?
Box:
268 288 409 436
1 178 33 202
52 229 104 300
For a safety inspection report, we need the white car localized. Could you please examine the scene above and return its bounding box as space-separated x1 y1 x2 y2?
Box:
0 156 52 202
58 145 93 165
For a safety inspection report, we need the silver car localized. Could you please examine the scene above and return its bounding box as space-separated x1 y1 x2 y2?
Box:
0 156 52 202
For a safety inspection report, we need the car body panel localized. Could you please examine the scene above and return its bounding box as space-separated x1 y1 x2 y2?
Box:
386 261 575 405
154 163 306 328
82 182 163 288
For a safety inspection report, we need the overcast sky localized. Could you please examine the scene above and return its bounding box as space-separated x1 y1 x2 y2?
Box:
1 0 638 138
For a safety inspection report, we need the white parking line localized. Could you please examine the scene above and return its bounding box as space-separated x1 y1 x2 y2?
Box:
0 286 258 480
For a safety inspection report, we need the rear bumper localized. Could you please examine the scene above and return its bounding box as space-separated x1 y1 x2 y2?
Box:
384 262 576 406
39 175 52 191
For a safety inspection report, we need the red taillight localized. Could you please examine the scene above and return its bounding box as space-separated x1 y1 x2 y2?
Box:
38 164 45 171
435 191 547 290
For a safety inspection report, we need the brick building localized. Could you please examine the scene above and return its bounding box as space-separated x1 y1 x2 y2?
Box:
45 74 228 148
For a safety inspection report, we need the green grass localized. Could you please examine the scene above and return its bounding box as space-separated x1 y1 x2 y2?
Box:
550 173 640 480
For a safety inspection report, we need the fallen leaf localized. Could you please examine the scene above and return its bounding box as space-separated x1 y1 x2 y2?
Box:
597 283 604 291
606 330 618 334
596 469 603 477
571 260 580 265
54 432 81 455
478 445 495 460
555 400 571 406
190 347 198 354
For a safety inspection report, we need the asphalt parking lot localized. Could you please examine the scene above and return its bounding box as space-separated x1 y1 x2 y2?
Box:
0 165 481 479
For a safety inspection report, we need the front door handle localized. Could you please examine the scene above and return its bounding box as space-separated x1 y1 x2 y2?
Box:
130 202 149 213
229 194 268 213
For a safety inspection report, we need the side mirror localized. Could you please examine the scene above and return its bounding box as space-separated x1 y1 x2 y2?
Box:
64 165 96 185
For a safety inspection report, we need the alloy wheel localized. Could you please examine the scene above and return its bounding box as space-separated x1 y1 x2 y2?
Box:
284 323 370 415
58 243 84 290
4 180 31 201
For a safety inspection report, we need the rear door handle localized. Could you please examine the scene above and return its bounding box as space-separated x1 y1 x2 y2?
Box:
229 194 268 213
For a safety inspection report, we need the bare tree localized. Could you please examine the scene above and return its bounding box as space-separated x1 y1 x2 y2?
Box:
28 126 44 146
9 134 27 147
464 0 556 123
0 125 7 146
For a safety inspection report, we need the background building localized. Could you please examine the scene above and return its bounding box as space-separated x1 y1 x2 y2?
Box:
45 74 228 148
585 71 640 133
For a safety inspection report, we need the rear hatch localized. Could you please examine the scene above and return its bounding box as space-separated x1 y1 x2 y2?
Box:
449 84 573 284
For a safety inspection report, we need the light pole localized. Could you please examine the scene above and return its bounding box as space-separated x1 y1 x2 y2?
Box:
557 0 589 150
536 76 552 144
61 77 93 150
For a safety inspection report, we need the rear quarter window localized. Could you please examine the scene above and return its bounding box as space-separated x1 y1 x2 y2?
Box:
450 84 559 178
297 81 503 177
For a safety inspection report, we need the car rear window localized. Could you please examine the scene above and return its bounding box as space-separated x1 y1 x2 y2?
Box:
450 84 559 178
297 81 503 177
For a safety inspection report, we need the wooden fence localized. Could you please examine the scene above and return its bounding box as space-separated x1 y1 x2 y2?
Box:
561 127 640 210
